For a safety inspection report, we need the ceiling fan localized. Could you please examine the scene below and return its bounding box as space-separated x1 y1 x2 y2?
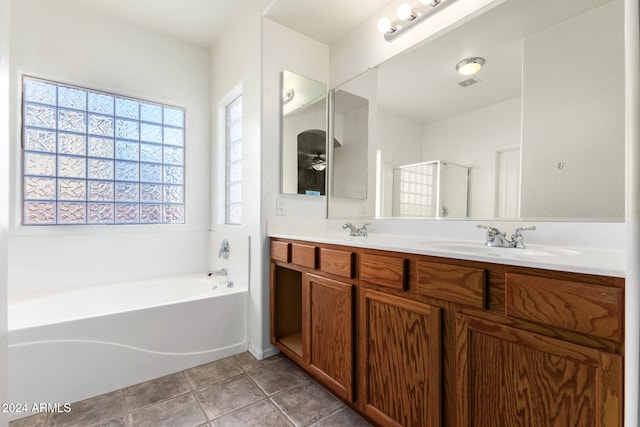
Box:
305 152 326 171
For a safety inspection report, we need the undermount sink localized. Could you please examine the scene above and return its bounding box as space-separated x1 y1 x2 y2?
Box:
424 241 581 258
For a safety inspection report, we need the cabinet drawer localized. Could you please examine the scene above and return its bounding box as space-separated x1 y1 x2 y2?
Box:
417 261 485 308
360 253 406 290
291 243 317 269
271 241 291 263
505 273 623 342
319 248 354 278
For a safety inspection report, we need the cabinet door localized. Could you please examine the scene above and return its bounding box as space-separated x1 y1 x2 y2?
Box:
358 288 441 427
305 273 354 401
456 314 622 427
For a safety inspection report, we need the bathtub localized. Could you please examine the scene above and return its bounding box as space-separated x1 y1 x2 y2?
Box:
7 273 248 420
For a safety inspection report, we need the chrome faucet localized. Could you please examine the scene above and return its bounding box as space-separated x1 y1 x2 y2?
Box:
342 222 370 237
477 224 536 248
208 268 227 276
477 225 510 247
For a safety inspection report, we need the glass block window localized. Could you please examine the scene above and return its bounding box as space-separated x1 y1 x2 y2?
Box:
22 76 186 225
225 95 242 225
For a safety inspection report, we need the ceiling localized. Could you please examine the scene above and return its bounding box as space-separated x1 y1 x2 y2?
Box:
262 0 390 44
59 0 389 47
374 0 614 124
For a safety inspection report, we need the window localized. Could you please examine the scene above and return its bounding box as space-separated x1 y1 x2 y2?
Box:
21 76 185 225
225 94 242 225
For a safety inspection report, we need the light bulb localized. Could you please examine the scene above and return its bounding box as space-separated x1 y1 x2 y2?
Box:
397 3 414 20
377 16 392 33
456 57 485 76
458 63 481 76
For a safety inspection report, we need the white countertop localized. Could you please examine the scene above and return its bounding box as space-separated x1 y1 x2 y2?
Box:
268 231 625 278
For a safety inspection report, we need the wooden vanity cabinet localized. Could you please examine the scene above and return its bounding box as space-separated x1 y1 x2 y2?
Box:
270 239 356 401
270 238 624 427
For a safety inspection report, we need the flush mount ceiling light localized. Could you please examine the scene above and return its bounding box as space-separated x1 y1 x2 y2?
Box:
456 57 485 76
378 0 457 42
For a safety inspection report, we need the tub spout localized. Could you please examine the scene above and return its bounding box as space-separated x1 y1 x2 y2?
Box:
208 268 227 276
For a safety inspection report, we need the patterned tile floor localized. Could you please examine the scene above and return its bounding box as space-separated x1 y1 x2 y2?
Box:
9 352 372 427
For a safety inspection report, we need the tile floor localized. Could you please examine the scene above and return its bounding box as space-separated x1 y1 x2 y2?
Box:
9 352 372 427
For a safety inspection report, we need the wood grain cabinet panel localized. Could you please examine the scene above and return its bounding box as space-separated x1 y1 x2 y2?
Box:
291 243 317 269
360 253 406 290
305 274 354 401
271 240 290 263
417 261 485 307
319 248 354 278
359 289 441 426
505 273 623 342
269 238 624 427
456 314 622 427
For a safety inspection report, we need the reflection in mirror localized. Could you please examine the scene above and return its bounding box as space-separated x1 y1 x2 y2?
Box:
333 89 368 200
328 0 624 221
391 161 469 218
281 70 328 195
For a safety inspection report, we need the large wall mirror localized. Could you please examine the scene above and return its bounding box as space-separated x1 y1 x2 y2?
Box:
328 0 625 221
281 70 328 196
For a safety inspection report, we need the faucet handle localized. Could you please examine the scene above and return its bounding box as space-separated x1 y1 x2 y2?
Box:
511 225 536 248
477 224 507 246
512 225 536 238
342 222 354 230
476 224 502 235
359 223 370 237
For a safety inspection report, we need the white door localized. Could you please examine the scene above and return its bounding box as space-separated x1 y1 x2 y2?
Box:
495 146 520 218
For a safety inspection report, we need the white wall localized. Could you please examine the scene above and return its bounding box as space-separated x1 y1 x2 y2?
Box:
520 1 625 220
260 18 329 356
209 0 265 357
8 0 212 293
262 18 330 220
378 109 424 169
0 0 9 424
422 97 521 218
625 0 640 424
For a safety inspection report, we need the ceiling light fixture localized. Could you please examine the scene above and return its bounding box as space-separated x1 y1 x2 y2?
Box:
378 0 458 42
455 57 485 76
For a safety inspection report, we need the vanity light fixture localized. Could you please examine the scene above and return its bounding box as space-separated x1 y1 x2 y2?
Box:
377 16 396 34
456 57 485 76
378 0 457 42
397 3 416 21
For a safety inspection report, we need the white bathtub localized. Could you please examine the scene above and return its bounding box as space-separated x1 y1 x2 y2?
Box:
8 273 248 420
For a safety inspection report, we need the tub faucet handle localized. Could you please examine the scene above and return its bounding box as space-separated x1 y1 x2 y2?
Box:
218 239 230 260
